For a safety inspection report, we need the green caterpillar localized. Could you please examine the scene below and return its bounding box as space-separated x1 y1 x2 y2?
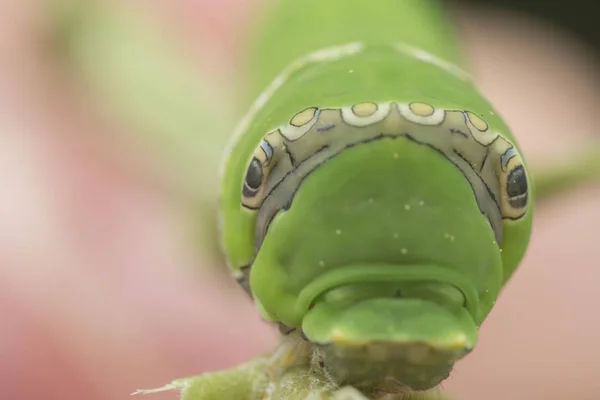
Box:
51 1 600 398
219 0 532 392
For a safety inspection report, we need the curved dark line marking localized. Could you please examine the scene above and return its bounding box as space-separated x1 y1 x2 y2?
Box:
486 135 501 147
241 138 318 211
257 144 332 243
452 149 500 209
453 149 476 170
453 148 498 206
449 128 469 138
256 133 503 247
479 148 489 174
504 213 528 221
243 106 518 230
284 143 297 166
276 145 331 209
279 136 386 215
404 134 500 234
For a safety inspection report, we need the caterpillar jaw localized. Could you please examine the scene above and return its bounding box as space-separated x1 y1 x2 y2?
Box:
251 261 480 391
300 280 478 391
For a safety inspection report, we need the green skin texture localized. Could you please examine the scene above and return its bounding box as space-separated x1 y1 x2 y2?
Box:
220 0 533 392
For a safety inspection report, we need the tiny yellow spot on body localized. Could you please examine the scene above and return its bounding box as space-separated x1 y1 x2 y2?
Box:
466 111 489 131
393 233 399 239
336 229 342 235
351 102 378 117
418 200 425 206
404 204 411 210
291 107 317 127
368 198 374 204
319 260 325 267
447 333 469 348
393 153 399 159
409 102 435 117
401 248 408 255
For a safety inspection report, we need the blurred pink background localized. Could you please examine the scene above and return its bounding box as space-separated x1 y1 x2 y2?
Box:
0 1 599 400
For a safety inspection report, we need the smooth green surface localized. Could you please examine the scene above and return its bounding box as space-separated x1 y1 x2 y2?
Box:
247 137 506 328
241 0 466 106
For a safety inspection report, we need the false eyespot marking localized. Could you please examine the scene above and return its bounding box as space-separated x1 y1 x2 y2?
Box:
464 111 498 146
340 102 391 126
241 137 279 210
495 140 528 219
505 165 528 209
397 102 445 125
280 107 320 141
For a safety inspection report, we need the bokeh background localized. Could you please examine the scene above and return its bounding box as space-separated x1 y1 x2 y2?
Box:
1 1 599 400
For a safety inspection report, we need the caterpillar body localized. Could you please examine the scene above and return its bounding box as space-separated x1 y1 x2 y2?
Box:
219 0 533 391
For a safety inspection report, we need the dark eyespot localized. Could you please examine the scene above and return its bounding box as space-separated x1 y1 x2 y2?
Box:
243 158 263 197
506 165 528 208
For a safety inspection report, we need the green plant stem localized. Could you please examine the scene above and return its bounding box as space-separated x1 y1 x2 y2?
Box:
532 141 600 202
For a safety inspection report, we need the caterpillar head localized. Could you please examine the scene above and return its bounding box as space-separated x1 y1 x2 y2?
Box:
235 101 532 390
